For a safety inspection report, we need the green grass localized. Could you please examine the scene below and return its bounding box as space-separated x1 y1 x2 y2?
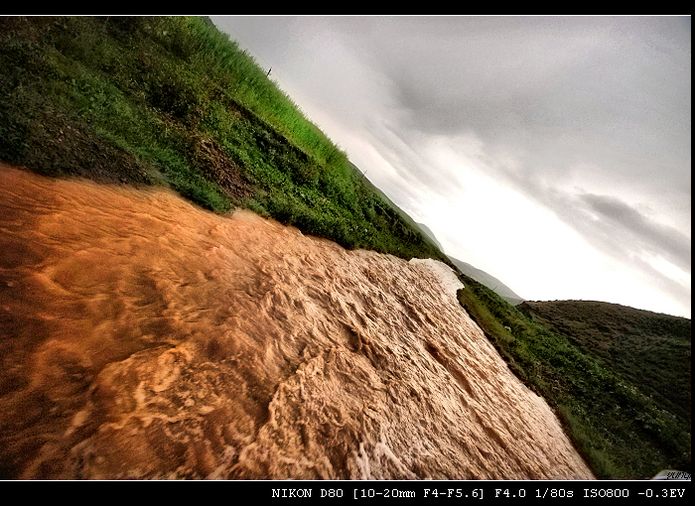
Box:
3 16 690 481
521 300 691 425
0 16 444 261
457 277 691 479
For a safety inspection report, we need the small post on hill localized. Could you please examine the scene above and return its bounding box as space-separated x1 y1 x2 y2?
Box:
266 67 272 78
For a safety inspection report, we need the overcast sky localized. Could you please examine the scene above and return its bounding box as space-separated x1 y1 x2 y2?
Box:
213 16 691 318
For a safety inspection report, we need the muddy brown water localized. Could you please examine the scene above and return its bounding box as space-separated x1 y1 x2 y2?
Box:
0 164 593 479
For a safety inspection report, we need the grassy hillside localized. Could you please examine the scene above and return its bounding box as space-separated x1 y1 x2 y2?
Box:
457 277 691 479
0 16 443 261
4 16 690 481
521 300 691 425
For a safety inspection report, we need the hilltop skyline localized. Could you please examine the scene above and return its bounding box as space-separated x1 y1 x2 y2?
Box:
214 16 691 318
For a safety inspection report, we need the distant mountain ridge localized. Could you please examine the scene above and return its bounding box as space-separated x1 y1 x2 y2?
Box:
449 257 524 305
416 222 444 251
413 222 524 305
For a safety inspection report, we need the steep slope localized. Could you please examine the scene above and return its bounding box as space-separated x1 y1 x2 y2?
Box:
449 257 524 305
457 277 691 478
0 165 592 479
521 301 691 427
0 16 443 262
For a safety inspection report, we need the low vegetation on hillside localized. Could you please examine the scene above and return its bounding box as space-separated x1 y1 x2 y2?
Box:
2 16 690 481
0 16 443 261
522 300 691 426
457 278 691 479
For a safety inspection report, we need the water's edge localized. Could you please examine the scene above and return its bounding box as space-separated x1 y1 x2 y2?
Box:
0 165 593 479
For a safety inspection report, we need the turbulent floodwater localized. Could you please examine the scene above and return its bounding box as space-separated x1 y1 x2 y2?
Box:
0 165 593 479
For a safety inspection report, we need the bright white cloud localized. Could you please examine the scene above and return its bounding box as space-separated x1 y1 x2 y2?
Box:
213 16 691 318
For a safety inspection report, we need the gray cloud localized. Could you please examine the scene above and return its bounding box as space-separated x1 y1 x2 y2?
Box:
213 16 691 316
579 193 690 272
347 17 691 218
363 124 466 201
558 191 690 308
